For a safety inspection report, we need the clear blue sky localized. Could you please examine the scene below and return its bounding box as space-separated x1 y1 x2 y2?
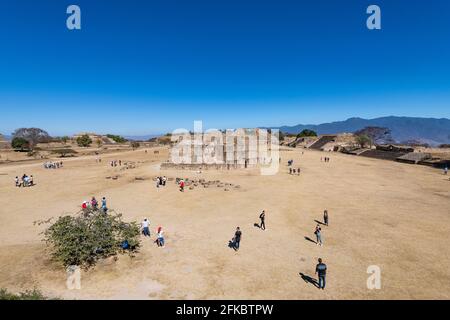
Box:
0 0 449 136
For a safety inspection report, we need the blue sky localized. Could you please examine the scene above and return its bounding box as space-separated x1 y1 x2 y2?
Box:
0 0 449 136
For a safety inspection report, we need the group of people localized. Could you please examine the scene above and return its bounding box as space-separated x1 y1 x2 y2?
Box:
43 161 63 169
110 160 122 167
321 157 331 162
15 174 34 187
289 167 301 175
141 218 165 248
81 196 108 213
156 176 167 188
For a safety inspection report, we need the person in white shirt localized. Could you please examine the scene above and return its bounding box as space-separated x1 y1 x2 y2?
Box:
142 218 150 237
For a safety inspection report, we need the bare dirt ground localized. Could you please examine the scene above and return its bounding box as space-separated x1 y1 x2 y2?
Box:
0 147 449 299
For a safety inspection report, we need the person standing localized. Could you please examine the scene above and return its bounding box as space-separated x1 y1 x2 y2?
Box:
142 218 150 237
315 225 323 246
445 166 448 175
101 197 108 213
315 258 327 290
15 176 20 187
323 210 329 226
259 210 266 230
234 227 242 251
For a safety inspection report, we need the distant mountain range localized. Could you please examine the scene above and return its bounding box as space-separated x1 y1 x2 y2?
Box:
273 116 450 146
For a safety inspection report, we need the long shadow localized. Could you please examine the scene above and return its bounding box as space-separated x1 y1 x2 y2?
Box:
314 220 326 226
299 273 319 288
228 240 237 251
253 223 261 229
304 236 317 244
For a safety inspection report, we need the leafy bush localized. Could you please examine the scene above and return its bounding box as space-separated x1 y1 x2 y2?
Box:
0 288 51 300
43 209 140 269
76 134 92 147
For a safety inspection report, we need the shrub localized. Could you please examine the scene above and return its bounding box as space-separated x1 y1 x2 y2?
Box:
131 141 140 149
43 208 140 269
0 288 51 300
76 134 92 147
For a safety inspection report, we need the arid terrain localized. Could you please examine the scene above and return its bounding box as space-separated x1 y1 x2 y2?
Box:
0 146 449 299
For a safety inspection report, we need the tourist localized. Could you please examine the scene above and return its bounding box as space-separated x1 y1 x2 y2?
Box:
142 218 150 237
233 227 242 251
323 210 329 226
101 197 108 213
91 197 98 209
162 176 167 186
315 258 327 290
259 210 266 230
15 176 20 187
315 225 323 246
297 168 301 175
444 166 448 175
179 179 185 192
156 227 165 247
82 201 88 210
29 175 34 186
293 169 296 175
289 168 292 174
156 177 160 188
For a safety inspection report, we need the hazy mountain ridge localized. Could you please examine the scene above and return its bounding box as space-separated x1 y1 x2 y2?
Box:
275 116 450 146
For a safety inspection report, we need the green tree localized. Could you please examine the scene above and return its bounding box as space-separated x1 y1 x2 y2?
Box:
51 148 78 158
76 134 92 147
297 129 318 138
11 137 30 151
355 134 372 148
106 134 128 143
43 208 140 269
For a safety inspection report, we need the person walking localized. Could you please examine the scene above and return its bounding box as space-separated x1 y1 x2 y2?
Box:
234 227 242 251
142 218 150 237
323 210 329 226
315 225 323 246
157 227 165 247
315 258 327 290
259 210 266 230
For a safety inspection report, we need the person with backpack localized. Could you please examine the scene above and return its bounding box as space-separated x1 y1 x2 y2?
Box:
315 258 327 290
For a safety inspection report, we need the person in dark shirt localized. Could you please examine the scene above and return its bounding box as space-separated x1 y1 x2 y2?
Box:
315 258 327 290
323 210 329 226
234 227 242 250
259 210 266 230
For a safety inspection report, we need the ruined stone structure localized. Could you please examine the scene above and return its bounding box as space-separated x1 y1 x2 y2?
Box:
161 129 278 170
